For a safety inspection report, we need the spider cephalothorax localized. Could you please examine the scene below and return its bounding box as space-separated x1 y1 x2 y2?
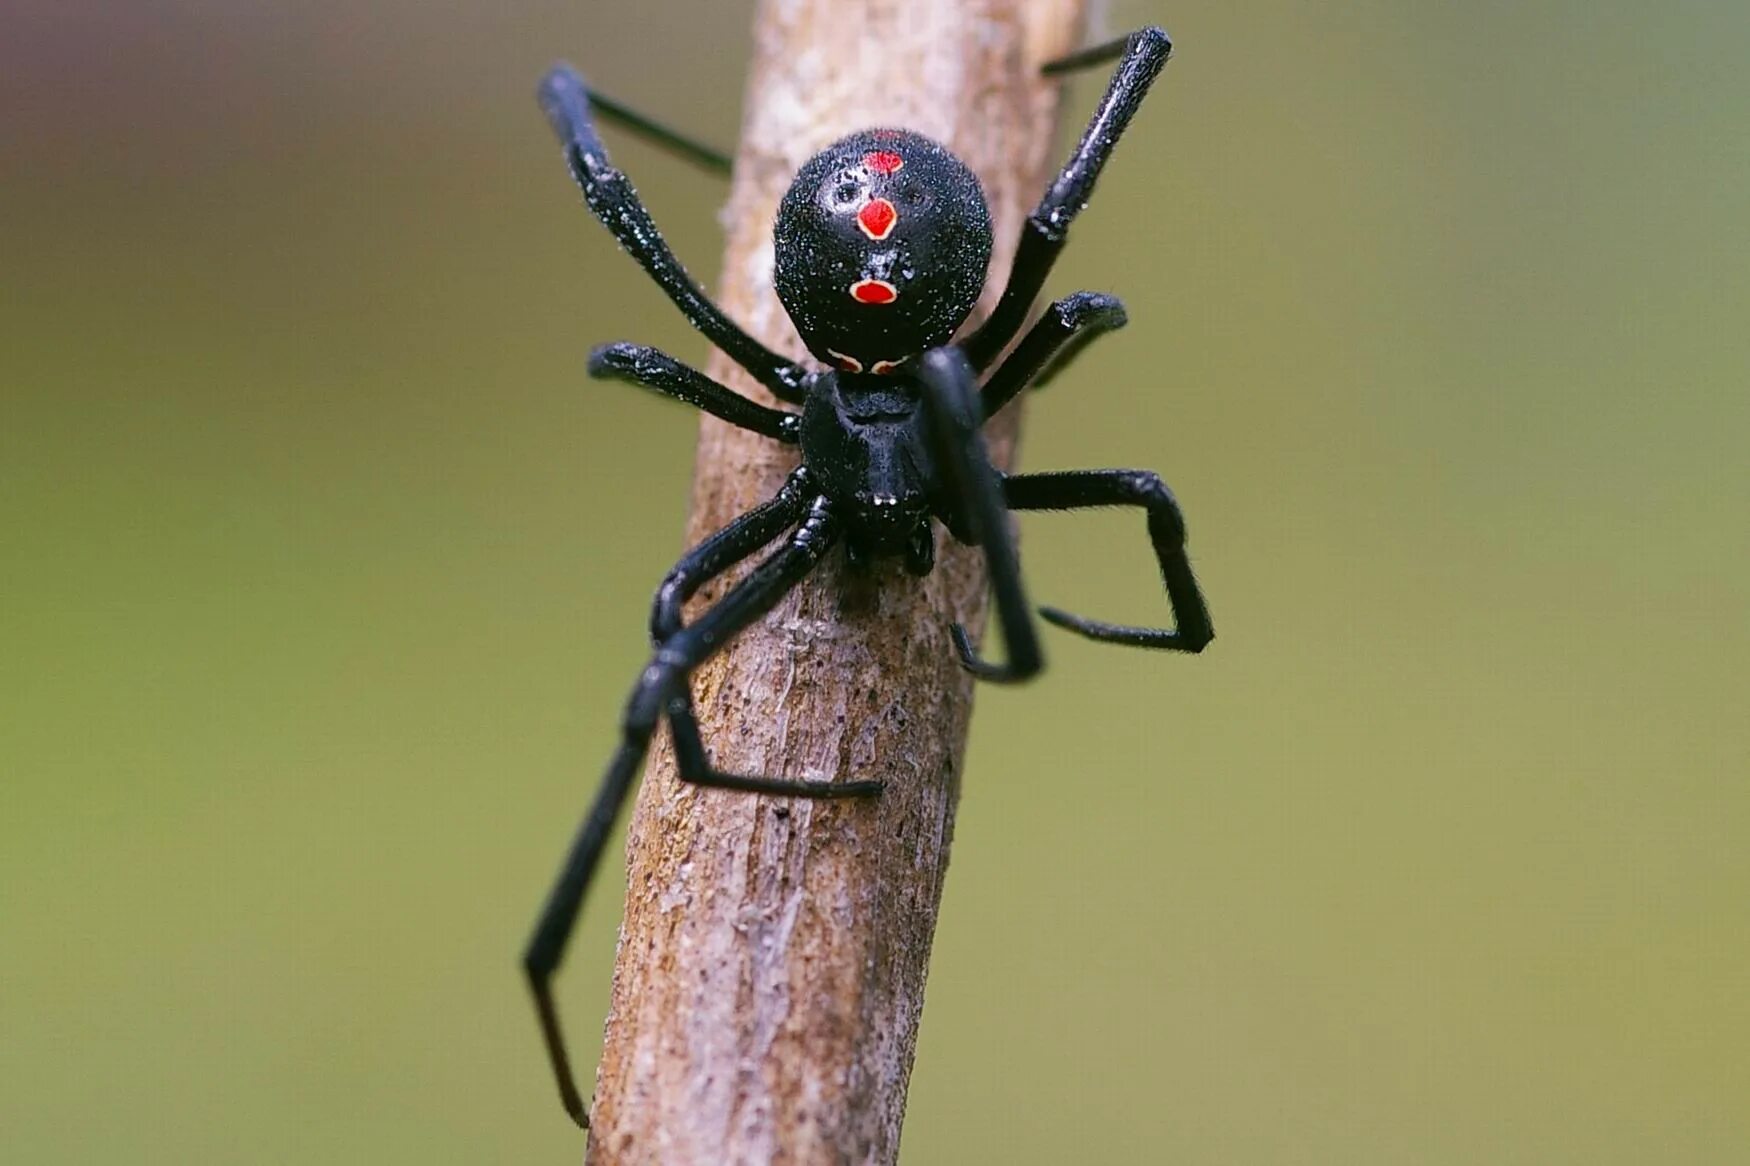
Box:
526 25 1212 1129
774 128 993 374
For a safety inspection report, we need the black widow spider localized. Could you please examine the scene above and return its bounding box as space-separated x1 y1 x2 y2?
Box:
525 26 1213 1126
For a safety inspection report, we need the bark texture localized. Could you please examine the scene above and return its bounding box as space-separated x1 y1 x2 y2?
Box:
587 3 1088 1162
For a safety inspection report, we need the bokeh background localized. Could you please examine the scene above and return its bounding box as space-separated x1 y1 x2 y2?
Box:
4 0 1747 1162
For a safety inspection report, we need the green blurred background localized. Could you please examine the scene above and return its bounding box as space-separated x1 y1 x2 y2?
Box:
4 0 1747 1161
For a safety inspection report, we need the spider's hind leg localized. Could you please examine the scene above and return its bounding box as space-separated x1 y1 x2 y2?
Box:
1041 31 1156 77
589 342 801 443
962 28 1173 370
979 291 1127 419
538 64 807 402
583 89 733 176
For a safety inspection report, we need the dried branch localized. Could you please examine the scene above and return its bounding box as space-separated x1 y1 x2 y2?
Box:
586 2 1088 1161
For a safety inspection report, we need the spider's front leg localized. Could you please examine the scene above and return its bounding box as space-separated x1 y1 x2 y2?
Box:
962 27 1173 370
522 495 874 1128
539 65 808 403
1004 469 1214 652
917 349 1043 683
647 472 885 798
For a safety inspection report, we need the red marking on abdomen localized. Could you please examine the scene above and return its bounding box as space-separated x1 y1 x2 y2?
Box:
850 278 898 304
871 359 901 376
864 150 904 174
825 348 864 373
856 198 898 240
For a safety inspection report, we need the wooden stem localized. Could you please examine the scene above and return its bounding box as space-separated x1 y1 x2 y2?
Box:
587 2 1086 1161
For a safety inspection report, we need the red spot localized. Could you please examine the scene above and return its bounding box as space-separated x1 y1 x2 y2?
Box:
850 278 898 305
826 348 863 373
871 360 901 376
856 197 898 240
864 150 905 174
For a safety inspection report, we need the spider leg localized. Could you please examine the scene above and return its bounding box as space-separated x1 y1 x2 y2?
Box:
589 342 801 444
1004 469 1213 652
1040 32 1147 77
523 495 862 1128
585 90 733 176
917 348 1043 684
646 470 884 796
647 468 814 643
980 291 1127 419
539 64 808 404
961 27 1173 370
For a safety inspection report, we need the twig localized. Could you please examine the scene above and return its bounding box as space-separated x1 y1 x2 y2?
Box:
586 2 1088 1161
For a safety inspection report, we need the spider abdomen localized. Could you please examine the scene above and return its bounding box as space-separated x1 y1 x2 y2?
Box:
773 129 993 376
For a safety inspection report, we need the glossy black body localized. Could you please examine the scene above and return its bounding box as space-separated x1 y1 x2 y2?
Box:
799 369 965 570
525 27 1214 1129
774 128 993 373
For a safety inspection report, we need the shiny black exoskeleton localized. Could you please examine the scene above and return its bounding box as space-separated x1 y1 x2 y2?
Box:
524 27 1214 1128
797 376 945 570
775 128 992 372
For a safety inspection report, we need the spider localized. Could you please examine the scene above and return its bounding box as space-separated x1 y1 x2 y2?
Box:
524 26 1213 1127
